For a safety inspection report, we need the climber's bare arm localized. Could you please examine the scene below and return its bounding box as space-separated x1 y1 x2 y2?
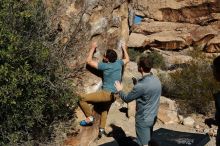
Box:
86 42 98 69
121 42 130 65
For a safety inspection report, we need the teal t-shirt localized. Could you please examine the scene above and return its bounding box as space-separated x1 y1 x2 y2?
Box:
98 60 124 93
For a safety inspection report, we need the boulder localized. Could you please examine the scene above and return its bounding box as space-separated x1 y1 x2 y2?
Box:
129 0 220 51
206 35 220 53
64 110 100 146
158 96 179 124
44 0 130 93
190 25 218 42
132 21 199 34
135 0 218 24
128 30 192 50
127 101 136 118
183 117 195 127
128 33 148 48
90 17 108 37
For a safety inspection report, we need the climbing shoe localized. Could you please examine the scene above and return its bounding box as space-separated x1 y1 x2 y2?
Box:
79 116 94 126
97 128 108 139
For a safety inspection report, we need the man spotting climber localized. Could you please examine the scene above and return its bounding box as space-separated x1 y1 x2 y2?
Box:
79 41 129 138
114 55 161 146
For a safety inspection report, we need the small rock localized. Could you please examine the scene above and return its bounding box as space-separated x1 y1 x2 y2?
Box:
195 124 200 129
208 129 215 137
183 117 195 127
204 128 210 133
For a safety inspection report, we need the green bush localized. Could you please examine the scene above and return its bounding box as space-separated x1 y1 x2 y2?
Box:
162 59 220 115
128 48 143 61
128 48 165 69
147 51 165 69
0 0 78 145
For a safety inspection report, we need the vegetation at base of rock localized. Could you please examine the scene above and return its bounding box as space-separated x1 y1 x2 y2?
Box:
0 0 78 145
128 47 143 61
128 48 165 69
147 51 165 69
161 57 220 115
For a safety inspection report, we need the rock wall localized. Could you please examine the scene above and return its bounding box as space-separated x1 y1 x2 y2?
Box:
129 0 220 53
43 0 220 92
43 0 129 92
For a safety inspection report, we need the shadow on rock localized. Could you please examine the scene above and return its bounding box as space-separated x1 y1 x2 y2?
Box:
204 118 217 128
102 124 139 146
119 107 128 117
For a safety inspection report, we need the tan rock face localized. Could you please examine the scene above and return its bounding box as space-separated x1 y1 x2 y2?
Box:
135 0 218 22
43 0 129 92
129 30 193 50
161 3 220 24
129 0 220 52
43 0 220 93
158 96 179 124
132 21 199 34
207 35 220 52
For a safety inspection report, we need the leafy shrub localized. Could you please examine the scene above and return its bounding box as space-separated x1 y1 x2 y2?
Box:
147 51 165 69
0 0 78 145
128 48 165 69
161 59 220 115
128 48 143 61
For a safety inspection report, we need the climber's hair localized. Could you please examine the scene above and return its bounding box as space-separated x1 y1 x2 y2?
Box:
105 49 117 63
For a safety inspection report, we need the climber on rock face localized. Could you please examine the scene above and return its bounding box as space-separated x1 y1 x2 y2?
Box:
79 41 130 139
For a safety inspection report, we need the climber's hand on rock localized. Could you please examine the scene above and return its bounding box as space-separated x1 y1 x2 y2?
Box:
91 42 97 50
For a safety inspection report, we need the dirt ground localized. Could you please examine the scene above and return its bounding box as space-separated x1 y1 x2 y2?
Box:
84 102 217 146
